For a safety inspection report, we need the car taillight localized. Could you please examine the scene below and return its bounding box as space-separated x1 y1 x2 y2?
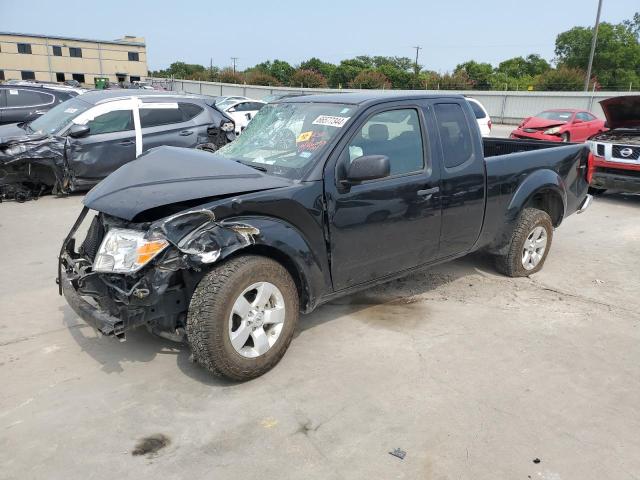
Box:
587 153 595 184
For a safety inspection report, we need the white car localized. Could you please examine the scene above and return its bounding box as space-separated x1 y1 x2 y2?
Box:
218 99 266 134
466 97 492 137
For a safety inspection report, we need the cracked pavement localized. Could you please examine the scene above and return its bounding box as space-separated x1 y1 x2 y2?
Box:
1 193 639 480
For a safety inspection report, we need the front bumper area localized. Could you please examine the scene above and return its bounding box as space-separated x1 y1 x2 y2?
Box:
60 269 127 340
591 171 640 193
510 130 563 142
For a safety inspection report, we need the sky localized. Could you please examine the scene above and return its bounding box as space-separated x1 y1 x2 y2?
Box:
1 0 637 72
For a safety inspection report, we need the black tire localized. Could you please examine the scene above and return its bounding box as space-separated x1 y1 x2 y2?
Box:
588 187 607 196
561 133 570 143
186 255 299 381
495 208 553 277
195 142 218 153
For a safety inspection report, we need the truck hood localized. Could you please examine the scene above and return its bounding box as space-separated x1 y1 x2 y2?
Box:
600 96 640 129
83 146 292 221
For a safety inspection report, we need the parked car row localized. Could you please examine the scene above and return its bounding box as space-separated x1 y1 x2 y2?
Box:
511 108 607 143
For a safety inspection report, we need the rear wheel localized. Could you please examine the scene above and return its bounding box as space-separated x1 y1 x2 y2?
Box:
495 208 553 277
186 255 299 381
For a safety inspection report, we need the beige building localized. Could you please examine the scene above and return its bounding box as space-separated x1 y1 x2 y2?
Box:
0 32 148 86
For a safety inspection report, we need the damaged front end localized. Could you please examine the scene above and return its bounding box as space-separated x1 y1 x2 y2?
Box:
0 131 70 202
58 207 259 341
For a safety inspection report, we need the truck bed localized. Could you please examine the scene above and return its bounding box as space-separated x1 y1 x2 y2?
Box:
483 137 568 158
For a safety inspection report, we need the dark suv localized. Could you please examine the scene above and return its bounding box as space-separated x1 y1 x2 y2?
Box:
0 83 81 125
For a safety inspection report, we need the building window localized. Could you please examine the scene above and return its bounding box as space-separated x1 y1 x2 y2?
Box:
17 43 32 54
0 70 5 81
130 76 141 82
72 73 85 83
128 52 140 61
69 47 82 58
52 45 62 56
56 72 65 82
21 71 36 80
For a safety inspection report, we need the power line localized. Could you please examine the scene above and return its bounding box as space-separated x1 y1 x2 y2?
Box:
230 57 239 74
585 0 603 91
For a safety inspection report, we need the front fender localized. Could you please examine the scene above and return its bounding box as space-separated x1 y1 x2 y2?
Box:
151 210 329 312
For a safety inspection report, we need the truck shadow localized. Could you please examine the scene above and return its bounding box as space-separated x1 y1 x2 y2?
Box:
60 252 496 386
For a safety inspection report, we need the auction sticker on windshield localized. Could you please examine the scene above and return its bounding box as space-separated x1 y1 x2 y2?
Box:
312 115 350 128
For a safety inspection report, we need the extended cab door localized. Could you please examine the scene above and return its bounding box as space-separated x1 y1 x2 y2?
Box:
325 102 442 290
430 100 486 258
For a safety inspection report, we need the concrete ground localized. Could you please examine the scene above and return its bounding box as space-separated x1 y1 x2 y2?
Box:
2 189 640 480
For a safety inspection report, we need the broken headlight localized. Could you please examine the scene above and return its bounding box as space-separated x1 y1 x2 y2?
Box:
543 126 562 135
93 229 168 274
220 121 235 132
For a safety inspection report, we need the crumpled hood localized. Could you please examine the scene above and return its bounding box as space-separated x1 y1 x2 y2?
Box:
522 117 566 130
83 146 292 220
600 96 640 129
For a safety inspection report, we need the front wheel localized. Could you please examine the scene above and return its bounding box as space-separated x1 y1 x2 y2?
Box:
561 133 570 143
495 208 553 277
186 255 299 381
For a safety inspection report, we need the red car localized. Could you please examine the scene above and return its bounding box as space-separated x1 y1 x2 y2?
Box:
511 109 607 143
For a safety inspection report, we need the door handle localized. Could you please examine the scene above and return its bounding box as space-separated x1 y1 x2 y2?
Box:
179 130 193 136
118 139 135 146
417 187 440 197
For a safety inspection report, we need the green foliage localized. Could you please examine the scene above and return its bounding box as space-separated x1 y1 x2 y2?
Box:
349 70 391 89
535 67 585 91
253 59 295 85
555 14 640 89
455 61 494 89
496 54 550 78
218 68 244 84
245 70 280 86
299 58 336 79
291 69 328 88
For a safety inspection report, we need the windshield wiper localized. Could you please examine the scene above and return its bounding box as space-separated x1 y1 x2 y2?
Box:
234 160 268 172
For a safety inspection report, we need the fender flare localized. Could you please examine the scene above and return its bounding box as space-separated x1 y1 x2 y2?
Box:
506 169 567 225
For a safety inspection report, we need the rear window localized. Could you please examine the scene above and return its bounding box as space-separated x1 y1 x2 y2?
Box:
468 100 487 119
434 103 474 169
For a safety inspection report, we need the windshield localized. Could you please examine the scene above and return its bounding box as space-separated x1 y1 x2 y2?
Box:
215 102 356 180
535 111 573 122
29 97 92 135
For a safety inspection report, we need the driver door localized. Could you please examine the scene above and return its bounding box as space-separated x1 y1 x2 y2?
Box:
325 103 442 290
67 105 136 181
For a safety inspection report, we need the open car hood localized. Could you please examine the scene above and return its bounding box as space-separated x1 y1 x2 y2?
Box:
600 96 640 129
83 146 292 221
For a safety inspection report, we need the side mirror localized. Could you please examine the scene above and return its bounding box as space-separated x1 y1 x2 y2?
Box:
573 118 584 124
345 155 390 182
68 124 90 138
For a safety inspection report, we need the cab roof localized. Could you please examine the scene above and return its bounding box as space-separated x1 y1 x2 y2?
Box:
279 91 465 106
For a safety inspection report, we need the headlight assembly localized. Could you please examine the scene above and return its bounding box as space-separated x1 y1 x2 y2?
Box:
544 126 562 135
221 121 235 132
93 229 168 274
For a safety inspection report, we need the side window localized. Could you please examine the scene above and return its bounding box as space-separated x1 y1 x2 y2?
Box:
232 102 249 112
344 108 424 176
576 112 595 122
87 110 134 135
6 89 54 108
139 104 185 128
179 102 203 121
434 103 474 169
468 100 486 119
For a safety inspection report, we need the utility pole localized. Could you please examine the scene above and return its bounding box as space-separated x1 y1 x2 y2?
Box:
231 57 239 74
584 0 603 91
412 46 422 75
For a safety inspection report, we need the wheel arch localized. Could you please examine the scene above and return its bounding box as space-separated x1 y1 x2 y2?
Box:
507 169 567 227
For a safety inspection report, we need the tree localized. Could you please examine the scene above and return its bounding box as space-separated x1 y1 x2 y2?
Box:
299 58 336 79
218 68 244 84
245 70 280 86
291 69 328 88
497 54 550 78
535 67 585 91
555 14 640 89
329 62 361 88
349 70 391 89
252 59 295 85
454 61 494 89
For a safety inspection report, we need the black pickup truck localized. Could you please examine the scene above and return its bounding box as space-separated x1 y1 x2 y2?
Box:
59 93 592 380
